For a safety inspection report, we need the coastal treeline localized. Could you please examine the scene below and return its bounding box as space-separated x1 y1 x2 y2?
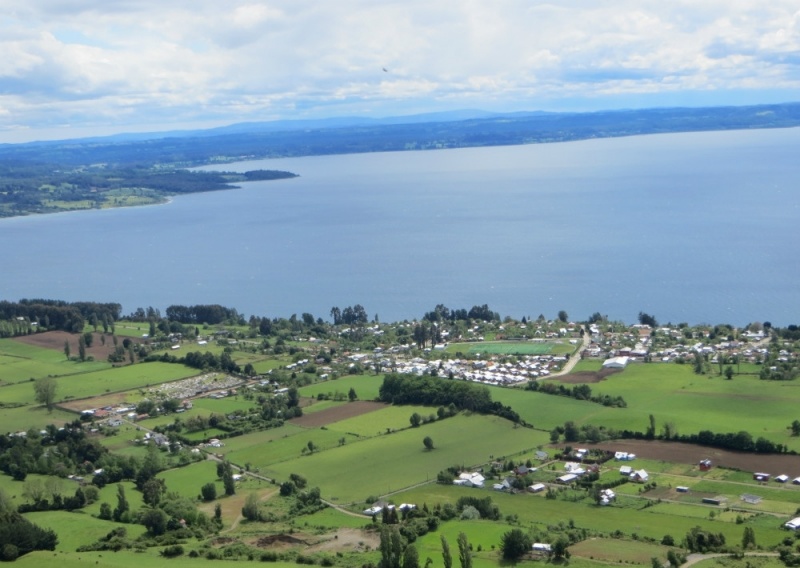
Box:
379 373 522 424
165 304 243 325
0 164 296 218
0 299 121 335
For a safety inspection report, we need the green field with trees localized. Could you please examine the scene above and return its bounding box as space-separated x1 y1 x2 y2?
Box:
2 300 800 568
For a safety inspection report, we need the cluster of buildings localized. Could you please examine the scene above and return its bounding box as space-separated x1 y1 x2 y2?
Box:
388 355 568 385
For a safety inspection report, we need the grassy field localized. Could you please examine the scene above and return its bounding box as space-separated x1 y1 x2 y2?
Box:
265 414 549 504
0 337 110 377
323 404 438 437
299 374 384 401
24 510 147 552
392 483 788 547
9 327 800 568
448 341 556 356
490 362 800 450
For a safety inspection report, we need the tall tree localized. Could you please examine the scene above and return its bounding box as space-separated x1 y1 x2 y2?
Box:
403 544 420 568
500 529 531 560
457 532 472 568
78 334 86 361
222 461 236 496
112 484 129 522
63 340 70 360
441 535 453 568
33 377 57 413
742 526 756 549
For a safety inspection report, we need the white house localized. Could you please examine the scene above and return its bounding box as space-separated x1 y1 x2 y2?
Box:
528 483 546 493
455 472 485 488
630 469 649 483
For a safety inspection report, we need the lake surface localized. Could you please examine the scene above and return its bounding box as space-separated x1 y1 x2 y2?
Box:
1 128 799 325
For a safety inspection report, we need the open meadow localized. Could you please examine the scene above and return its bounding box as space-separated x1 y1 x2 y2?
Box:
6 326 800 568
265 414 549 504
490 361 800 451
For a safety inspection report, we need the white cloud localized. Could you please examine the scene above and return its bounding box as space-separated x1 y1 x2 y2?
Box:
0 0 798 141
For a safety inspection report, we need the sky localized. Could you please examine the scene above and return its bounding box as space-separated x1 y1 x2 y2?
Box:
1 0 799 143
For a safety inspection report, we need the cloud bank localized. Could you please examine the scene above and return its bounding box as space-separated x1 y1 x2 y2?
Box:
1 0 799 141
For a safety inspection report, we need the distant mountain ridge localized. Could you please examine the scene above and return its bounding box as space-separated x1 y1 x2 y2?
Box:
1 102 799 167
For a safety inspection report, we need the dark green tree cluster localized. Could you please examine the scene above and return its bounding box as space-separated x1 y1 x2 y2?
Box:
330 304 369 325
0 299 86 334
0 423 104 481
526 380 627 407
165 304 242 325
379 374 521 423
0 500 58 560
422 303 499 323
683 526 726 553
183 349 241 373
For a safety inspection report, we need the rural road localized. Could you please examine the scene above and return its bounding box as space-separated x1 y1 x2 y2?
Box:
551 330 591 378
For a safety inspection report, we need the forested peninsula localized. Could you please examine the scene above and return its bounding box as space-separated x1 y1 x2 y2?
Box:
0 166 296 218
1 102 799 218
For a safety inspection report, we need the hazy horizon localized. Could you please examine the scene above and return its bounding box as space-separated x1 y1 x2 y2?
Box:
2 1 799 144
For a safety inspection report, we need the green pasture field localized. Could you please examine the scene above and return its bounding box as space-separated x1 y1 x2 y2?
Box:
300 399 347 414
89 323 147 338
0 338 109 384
83 481 145 518
691 556 786 568
300 507 372 530
158 460 222 500
0 405 77 434
569 537 673 563
324 404 443 437
491 361 800 451
392 483 788 547
266 415 550 504
250 358 285 373
216 423 307 454
16 550 300 568
415 519 517 568
23 510 147 552
95 425 144 452
138 396 258 430
222 426 351 470
191 396 259 415
54 362 200 402
300 374 384 401
447 340 559 356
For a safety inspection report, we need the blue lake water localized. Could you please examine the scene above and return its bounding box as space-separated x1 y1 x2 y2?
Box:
1 127 799 325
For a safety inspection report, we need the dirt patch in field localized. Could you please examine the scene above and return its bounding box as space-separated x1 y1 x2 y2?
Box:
306 528 379 553
554 367 621 384
290 401 387 428
588 440 800 474
255 534 310 548
13 330 142 363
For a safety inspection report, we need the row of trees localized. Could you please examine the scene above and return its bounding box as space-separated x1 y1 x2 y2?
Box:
526 381 627 408
422 304 500 323
165 304 243 325
379 374 522 424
